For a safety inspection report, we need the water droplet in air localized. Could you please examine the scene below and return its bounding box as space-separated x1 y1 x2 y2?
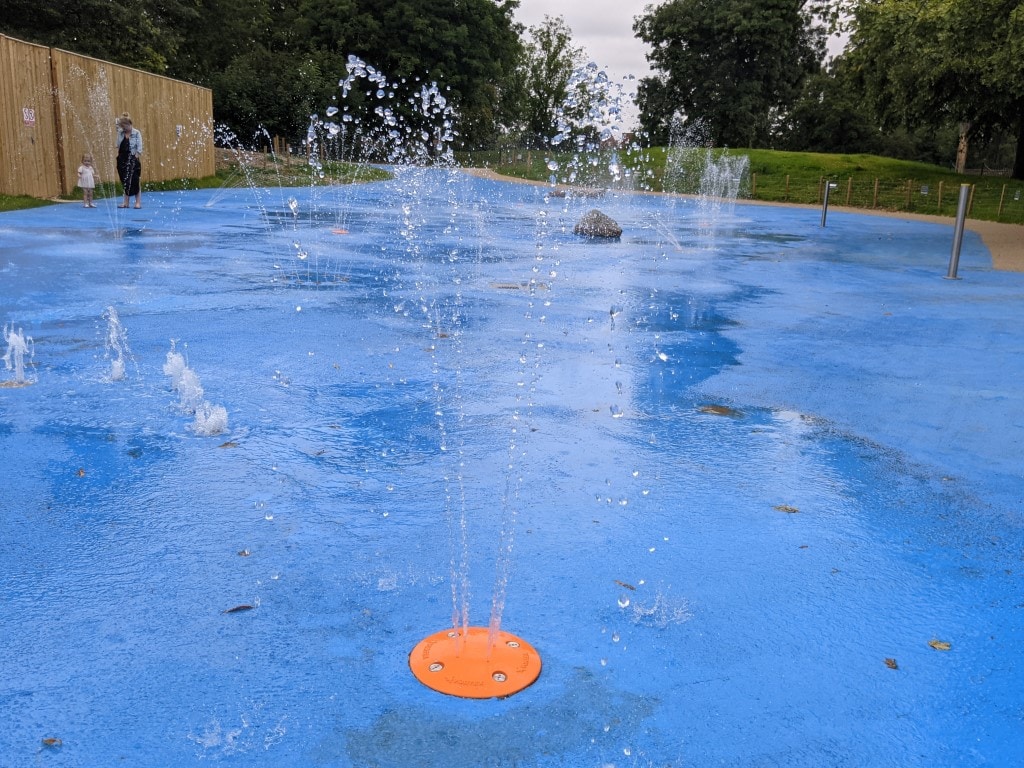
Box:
618 595 630 608
326 106 339 117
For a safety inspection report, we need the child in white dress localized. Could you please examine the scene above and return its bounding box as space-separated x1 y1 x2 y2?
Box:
77 154 96 208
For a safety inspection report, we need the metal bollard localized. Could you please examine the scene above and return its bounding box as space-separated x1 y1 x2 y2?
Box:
820 181 838 227
945 184 971 279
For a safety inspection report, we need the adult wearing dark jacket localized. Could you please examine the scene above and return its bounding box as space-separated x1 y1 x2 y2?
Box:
116 113 143 209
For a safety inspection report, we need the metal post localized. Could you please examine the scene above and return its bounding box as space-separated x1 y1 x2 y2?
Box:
820 182 837 227
945 184 971 279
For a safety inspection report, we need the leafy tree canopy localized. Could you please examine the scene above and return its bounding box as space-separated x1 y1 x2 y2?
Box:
842 0 1024 177
634 0 825 147
515 15 588 147
1 0 197 72
1 0 524 149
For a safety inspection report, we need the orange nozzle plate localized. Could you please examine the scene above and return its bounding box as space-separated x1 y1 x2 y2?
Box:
409 626 541 699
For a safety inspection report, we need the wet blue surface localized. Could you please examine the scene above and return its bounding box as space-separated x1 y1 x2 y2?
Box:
1 170 1022 766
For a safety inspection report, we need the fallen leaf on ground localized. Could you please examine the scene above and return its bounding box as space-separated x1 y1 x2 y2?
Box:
774 505 799 513
76 468 86 477
884 658 899 669
614 580 636 591
218 441 239 448
222 604 255 614
928 639 951 651
238 549 251 557
41 738 62 748
699 404 742 417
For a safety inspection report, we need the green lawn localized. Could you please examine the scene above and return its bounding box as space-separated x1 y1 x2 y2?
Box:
0 194 54 212
460 147 1024 225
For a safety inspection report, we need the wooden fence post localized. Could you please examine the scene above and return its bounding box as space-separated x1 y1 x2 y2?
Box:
967 184 976 215
818 176 824 204
872 178 879 208
938 180 944 212
785 174 790 201
998 184 1007 220
905 179 913 210
751 172 757 198
845 177 853 206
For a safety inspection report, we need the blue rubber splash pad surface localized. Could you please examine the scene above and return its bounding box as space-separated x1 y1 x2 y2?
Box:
1 169 1022 766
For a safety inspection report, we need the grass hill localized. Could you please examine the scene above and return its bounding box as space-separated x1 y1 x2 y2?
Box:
464 147 1024 225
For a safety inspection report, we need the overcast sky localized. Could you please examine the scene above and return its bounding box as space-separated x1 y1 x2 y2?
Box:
513 0 654 86
511 1 848 126
512 0 652 129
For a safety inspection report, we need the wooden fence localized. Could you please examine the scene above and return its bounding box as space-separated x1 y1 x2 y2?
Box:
0 34 214 198
747 174 1024 225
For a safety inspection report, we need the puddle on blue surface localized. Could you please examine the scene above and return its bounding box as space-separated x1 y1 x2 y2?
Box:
1 171 1023 766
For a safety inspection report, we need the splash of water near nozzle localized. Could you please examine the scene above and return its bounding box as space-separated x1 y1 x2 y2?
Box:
103 306 134 382
2 322 34 386
163 340 229 436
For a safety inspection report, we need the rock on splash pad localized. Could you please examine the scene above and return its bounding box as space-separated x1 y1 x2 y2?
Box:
409 627 541 699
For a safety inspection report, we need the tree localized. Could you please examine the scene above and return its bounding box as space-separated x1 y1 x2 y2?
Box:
0 0 197 73
170 0 347 142
633 0 826 147
843 0 1024 178
337 0 523 148
510 15 588 147
1 0 524 150
781 57 882 154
